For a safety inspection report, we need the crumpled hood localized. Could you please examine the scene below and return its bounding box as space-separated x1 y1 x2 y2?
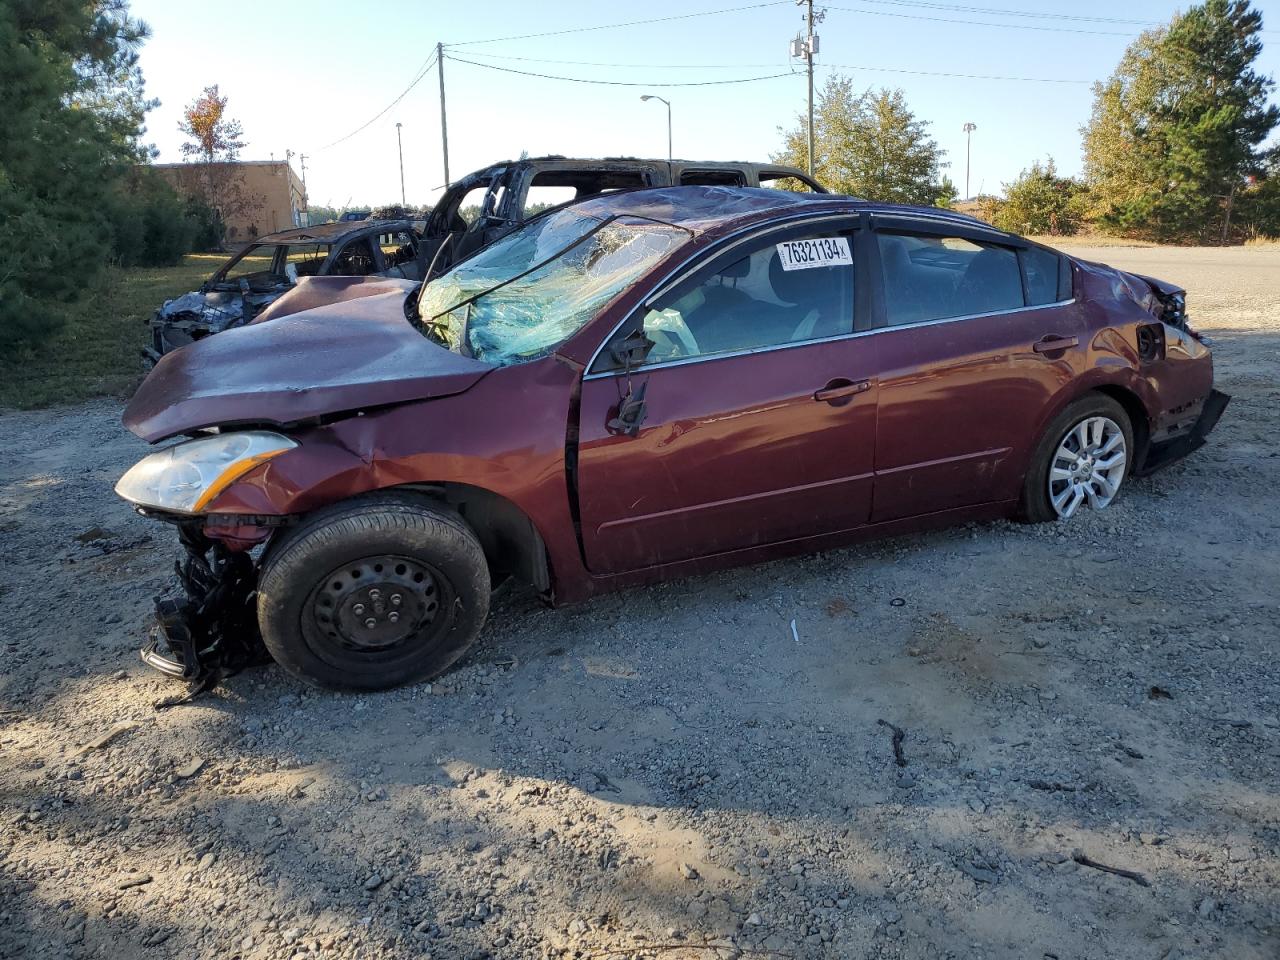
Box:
124 279 494 442
1070 256 1183 311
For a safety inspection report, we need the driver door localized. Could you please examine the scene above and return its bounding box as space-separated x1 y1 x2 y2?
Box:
575 222 879 574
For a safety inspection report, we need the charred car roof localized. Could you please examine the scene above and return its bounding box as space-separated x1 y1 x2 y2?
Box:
248 219 416 245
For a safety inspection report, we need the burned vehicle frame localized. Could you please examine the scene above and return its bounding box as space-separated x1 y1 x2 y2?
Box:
419 156 826 276
144 219 424 364
117 186 1226 693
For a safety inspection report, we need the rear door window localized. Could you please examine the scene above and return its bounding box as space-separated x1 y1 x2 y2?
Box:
877 233 1023 326
1021 246 1066 306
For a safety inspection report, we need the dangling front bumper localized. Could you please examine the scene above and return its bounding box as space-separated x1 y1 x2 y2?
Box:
140 523 270 683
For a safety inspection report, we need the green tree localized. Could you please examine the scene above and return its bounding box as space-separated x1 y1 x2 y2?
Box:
1083 0 1279 243
0 0 159 343
774 78 952 207
993 159 1088 236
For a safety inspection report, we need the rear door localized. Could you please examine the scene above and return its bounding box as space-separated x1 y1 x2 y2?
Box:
575 218 879 574
869 223 1082 521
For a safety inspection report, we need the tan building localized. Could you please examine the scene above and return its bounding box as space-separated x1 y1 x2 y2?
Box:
153 160 307 242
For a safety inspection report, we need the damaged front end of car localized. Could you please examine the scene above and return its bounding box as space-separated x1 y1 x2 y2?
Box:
115 431 300 698
140 520 268 686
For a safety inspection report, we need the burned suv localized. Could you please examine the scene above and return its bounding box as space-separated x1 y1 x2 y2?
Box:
145 219 423 363
420 156 826 276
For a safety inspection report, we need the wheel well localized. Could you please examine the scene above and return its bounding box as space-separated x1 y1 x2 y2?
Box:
1093 385 1151 463
394 482 551 595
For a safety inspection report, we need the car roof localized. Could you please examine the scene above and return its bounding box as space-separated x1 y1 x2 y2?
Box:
565 186 996 235
250 219 413 244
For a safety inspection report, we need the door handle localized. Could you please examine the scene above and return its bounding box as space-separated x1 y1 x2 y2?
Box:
1032 335 1079 354
814 379 871 403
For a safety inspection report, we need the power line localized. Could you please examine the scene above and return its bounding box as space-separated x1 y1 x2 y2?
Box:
315 50 438 151
853 0 1158 27
448 1 789 46
450 50 1090 85
459 51 789 69
824 4 1137 36
818 62 1089 84
445 53 796 88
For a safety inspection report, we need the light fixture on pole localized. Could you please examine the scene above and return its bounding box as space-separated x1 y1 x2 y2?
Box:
640 95 672 162
962 122 977 200
395 122 406 207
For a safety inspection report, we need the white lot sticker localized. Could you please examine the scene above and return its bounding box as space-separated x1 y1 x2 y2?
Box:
775 236 852 271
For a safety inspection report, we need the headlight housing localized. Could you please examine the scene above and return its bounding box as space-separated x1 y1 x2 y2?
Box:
115 431 298 515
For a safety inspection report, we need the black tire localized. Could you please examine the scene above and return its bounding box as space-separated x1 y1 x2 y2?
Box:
1019 393 1134 524
257 491 490 690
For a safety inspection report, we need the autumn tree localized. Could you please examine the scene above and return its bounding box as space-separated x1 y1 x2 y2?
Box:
1083 0 1279 243
774 78 954 207
179 84 245 162
174 84 257 243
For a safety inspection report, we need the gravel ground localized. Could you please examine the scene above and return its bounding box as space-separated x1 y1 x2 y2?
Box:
1 245 1277 960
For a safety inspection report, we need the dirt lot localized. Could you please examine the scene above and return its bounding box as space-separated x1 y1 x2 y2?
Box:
1 246 1277 960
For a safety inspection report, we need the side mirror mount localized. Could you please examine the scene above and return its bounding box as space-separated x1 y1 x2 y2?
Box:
610 327 655 370
605 327 655 438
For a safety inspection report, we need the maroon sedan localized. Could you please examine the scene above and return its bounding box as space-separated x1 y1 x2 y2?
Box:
116 187 1228 690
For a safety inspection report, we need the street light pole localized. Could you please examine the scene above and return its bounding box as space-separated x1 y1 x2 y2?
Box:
963 122 977 200
640 95 672 161
395 122 406 207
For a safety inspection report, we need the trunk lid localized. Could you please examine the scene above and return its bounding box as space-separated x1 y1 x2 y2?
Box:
124 278 493 442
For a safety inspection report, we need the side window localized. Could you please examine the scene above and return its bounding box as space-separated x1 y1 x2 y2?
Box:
680 169 747 187
222 244 280 280
329 237 377 276
285 243 330 277
522 171 650 218
455 186 491 227
878 233 1023 326
378 230 417 268
639 231 855 364
1022 246 1065 306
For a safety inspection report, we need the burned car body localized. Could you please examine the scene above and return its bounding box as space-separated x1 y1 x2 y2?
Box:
419 156 826 276
145 219 424 363
117 187 1227 692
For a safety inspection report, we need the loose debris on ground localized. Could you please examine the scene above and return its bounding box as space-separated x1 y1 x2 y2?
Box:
1 246 1278 959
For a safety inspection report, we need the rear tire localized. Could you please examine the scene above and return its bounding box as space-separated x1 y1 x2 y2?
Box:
1019 394 1134 524
257 492 490 690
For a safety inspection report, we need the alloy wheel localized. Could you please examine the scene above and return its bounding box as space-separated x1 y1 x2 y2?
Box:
1047 416 1127 519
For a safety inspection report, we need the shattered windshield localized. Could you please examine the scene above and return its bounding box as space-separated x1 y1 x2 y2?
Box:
416 208 689 365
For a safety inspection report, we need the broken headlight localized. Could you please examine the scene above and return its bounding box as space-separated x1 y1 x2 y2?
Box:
115 431 297 515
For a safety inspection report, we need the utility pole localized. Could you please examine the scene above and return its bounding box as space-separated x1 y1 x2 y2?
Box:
299 153 309 225
437 42 450 187
962 122 977 200
395 122 406 206
791 1 822 179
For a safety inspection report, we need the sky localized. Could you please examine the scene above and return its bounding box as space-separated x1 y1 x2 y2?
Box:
130 0 1280 210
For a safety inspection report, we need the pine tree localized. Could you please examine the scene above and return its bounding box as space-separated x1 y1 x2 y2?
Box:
1083 0 1278 243
0 0 156 343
